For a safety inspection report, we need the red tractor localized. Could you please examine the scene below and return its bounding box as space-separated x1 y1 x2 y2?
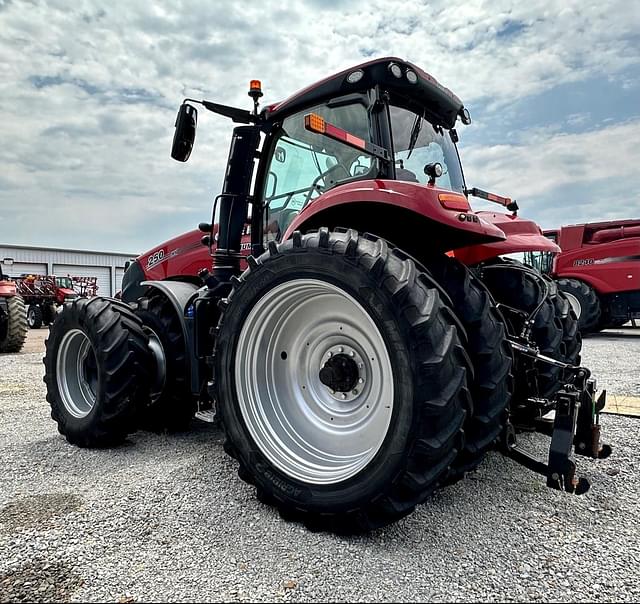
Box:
0 265 27 353
14 275 79 329
44 58 610 534
524 219 640 332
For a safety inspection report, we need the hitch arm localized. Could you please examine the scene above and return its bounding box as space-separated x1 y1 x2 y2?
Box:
502 388 590 496
501 342 612 495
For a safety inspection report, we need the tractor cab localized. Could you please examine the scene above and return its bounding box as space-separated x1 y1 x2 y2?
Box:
171 57 500 266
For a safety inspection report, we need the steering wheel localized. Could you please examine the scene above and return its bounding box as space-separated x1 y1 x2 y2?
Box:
302 163 351 206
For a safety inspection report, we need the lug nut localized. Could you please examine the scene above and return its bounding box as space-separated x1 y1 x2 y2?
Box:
358 378 364 384
352 389 358 395
341 393 347 399
349 351 355 357
327 352 332 357
338 347 343 353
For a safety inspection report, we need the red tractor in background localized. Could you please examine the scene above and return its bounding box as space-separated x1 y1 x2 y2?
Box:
524 219 640 332
44 58 610 534
14 275 80 329
13 275 98 329
0 265 27 353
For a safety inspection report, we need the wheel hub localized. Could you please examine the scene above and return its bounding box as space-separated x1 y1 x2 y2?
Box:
144 327 166 403
319 353 359 393
564 292 582 319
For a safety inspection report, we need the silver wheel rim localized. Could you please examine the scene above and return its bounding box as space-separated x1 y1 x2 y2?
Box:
56 329 98 419
27 307 35 327
235 278 394 485
564 292 582 319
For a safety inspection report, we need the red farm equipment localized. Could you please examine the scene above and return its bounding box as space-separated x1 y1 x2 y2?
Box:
0 264 27 353
14 275 80 329
523 219 640 333
44 58 610 533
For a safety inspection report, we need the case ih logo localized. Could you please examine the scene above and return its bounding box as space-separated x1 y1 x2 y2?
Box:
574 258 594 267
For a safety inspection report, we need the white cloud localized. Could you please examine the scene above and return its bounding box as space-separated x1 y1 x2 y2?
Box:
460 118 640 228
461 119 640 198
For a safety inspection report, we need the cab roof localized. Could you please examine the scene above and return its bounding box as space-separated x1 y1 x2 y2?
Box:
263 57 467 130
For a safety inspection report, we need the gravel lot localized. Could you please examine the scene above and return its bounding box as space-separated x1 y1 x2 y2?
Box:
1 328 639 602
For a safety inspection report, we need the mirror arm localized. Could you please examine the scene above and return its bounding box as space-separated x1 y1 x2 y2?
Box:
466 187 519 214
185 98 258 124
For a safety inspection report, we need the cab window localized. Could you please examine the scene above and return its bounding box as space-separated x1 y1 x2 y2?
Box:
262 99 375 240
389 105 465 193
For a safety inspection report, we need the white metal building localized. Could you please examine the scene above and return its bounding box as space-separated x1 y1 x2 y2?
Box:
0 244 138 297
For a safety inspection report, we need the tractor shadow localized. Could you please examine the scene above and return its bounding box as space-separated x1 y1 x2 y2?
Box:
585 328 640 340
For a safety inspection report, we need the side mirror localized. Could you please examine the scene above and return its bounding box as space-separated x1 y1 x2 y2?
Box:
171 103 198 162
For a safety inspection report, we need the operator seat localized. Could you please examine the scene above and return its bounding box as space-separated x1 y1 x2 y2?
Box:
396 167 419 183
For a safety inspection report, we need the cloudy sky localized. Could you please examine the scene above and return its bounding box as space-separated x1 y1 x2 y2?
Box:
1 0 639 254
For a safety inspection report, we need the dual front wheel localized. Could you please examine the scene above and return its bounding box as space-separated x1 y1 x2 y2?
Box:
44 294 195 447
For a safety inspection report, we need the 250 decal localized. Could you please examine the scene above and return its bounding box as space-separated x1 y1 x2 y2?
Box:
146 249 166 269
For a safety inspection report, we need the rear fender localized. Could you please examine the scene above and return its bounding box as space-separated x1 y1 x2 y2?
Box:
454 211 561 265
282 180 505 256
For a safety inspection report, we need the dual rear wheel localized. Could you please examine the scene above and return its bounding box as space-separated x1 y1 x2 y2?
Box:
215 229 512 532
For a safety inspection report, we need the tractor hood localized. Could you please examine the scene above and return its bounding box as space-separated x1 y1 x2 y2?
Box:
454 211 561 265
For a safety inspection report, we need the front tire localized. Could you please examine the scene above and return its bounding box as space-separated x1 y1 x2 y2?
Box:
215 229 471 533
547 278 581 365
44 297 151 447
27 304 43 329
134 292 197 431
479 260 564 400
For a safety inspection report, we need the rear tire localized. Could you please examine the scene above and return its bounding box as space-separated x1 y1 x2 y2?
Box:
44 297 151 447
478 260 564 400
215 228 471 533
424 256 512 478
556 278 601 333
134 292 197 432
27 304 43 329
0 296 28 353
547 278 581 366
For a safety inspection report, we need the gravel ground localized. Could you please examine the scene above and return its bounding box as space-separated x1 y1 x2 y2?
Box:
581 327 640 397
1 329 639 603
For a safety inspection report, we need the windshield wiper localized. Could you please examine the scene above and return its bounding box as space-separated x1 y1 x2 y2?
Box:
406 114 422 160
